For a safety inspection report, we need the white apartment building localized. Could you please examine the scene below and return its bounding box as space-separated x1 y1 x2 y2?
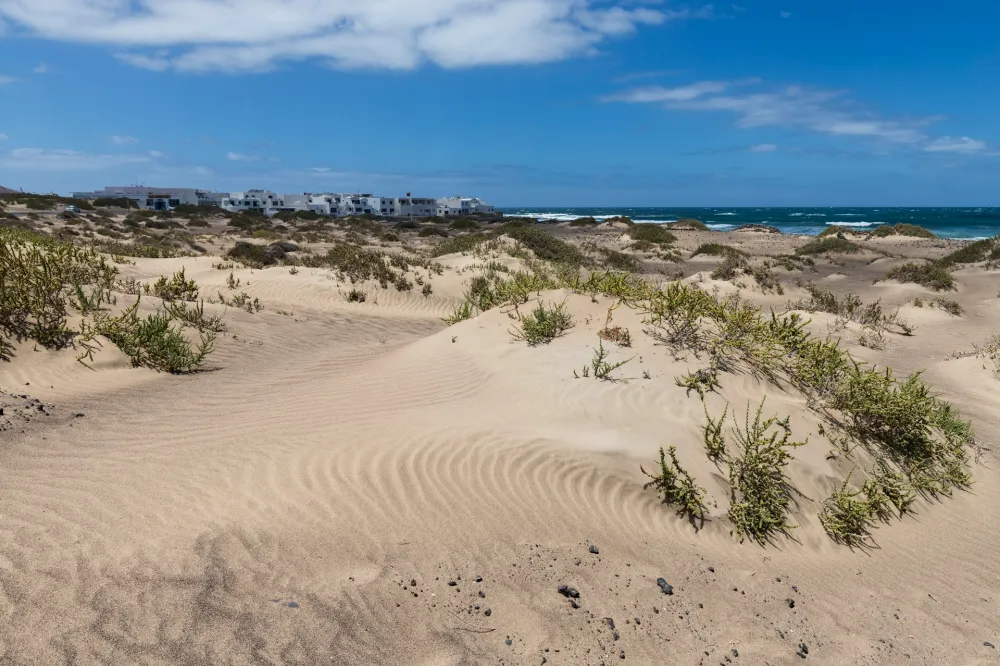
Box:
436 197 496 216
396 197 438 217
220 190 286 214
72 186 225 211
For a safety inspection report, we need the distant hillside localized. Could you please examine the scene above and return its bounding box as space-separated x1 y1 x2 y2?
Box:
0 186 18 194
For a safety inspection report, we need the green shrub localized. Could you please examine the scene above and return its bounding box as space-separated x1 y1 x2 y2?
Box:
449 218 480 231
667 218 709 231
819 477 878 547
226 241 277 267
642 446 706 524
726 399 806 543
576 340 632 380
418 226 449 238
0 228 117 357
95 240 183 258
703 403 728 461
510 301 574 345
937 237 1000 266
432 232 492 256
626 223 676 245
676 366 721 398
568 216 599 227
598 248 642 272
691 243 745 258
710 253 746 280
80 299 215 373
497 222 588 267
869 223 936 239
796 237 862 255
931 297 962 316
818 225 854 237
880 262 956 291
93 197 139 209
147 268 199 302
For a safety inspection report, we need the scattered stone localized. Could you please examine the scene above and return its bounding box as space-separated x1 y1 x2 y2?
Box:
505 638 513 647
656 578 674 595
786 598 796 609
484 608 492 617
708 566 715 573
558 585 580 599
604 618 616 630
633 617 640 625
985 642 995 649
410 579 417 587
589 544 600 555
447 580 457 587
286 601 299 608
478 590 486 598
797 643 809 659
570 599 580 609
72 412 84 418
732 648 739 658
475 575 482 583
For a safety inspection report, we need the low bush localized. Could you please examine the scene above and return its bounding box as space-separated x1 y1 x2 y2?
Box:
598 248 642 272
796 237 862 255
626 223 675 246
568 216 599 227
147 267 199 302
667 218 709 231
510 301 574 345
642 446 706 525
818 225 854 237
449 218 481 231
938 237 1000 266
726 399 806 543
880 261 955 291
691 243 745 258
93 197 139 209
869 223 936 239
418 226 449 238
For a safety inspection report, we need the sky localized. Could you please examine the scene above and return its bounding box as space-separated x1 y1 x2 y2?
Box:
0 0 998 206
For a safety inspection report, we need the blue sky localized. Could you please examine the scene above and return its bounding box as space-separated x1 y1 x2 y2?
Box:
0 0 998 206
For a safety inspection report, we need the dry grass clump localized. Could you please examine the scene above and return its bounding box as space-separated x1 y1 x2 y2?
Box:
449 218 481 231
667 218 709 231
418 226 449 238
879 261 955 291
691 243 745 259
818 225 856 237
792 285 913 335
937 236 1000 267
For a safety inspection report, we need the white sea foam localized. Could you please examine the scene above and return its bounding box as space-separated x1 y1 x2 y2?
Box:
825 221 875 227
835 213 863 216
707 223 735 230
789 213 804 217
805 214 827 217
716 212 739 216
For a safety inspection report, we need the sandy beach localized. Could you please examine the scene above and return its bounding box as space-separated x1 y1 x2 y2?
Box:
1 211 997 665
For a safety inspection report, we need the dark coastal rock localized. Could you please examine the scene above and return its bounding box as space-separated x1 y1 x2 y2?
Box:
588 544 600 555
656 578 673 595
797 643 809 658
734 223 782 234
786 598 796 608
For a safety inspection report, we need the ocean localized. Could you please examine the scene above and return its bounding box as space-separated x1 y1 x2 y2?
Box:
498 207 1000 240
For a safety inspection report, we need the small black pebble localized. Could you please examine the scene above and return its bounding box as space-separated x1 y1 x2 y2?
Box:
73 412 84 418
634 617 640 625
478 590 486 598
484 608 492 617
447 580 457 586
589 544 600 554
411 579 417 587
570 599 580 609
604 617 616 630
786 598 795 609
656 578 673 595
505 638 512 647
985 642 995 648
708 566 715 573
732 648 739 658
475 575 482 582
286 601 299 608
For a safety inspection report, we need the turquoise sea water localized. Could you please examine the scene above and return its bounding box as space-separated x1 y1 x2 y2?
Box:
499 207 1000 240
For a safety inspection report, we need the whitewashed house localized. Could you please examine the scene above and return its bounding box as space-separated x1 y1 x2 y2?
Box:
73 186 225 211
436 196 495 216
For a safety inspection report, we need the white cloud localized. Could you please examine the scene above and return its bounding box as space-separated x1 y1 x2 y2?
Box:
0 0 706 72
110 134 139 145
33 62 48 74
149 150 163 157
0 148 152 171
749 143 778 152
608 79 938 145
779 11 791 18
924 136 987 154
0 133 7 140
194 166 212 175
227 151 259 161
0 75 15 85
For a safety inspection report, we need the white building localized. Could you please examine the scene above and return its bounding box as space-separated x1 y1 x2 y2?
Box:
220 190 286 214
72 186 225 211
396 197 438 217
436 196 495 216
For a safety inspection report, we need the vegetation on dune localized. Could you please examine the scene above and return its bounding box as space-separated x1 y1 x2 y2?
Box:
1 227 218 372
879 261 956 291
418 226 449 238
510 300 574 345
568 216 599 227
667 218 709 231
818 225 855 237
625 223 676 246
598 248 642 272
937 236 1000 267
642 446 706 526
795 236 862 255
431 221 588 267
869 223 937 239
691 243 746 259
734 224 781 234
93 197 140 209
449 218 481 231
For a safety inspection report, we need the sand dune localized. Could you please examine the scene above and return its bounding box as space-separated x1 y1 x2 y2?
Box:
1 230 998 665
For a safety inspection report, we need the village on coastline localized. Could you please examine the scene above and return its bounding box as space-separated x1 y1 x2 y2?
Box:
69 185 495 219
